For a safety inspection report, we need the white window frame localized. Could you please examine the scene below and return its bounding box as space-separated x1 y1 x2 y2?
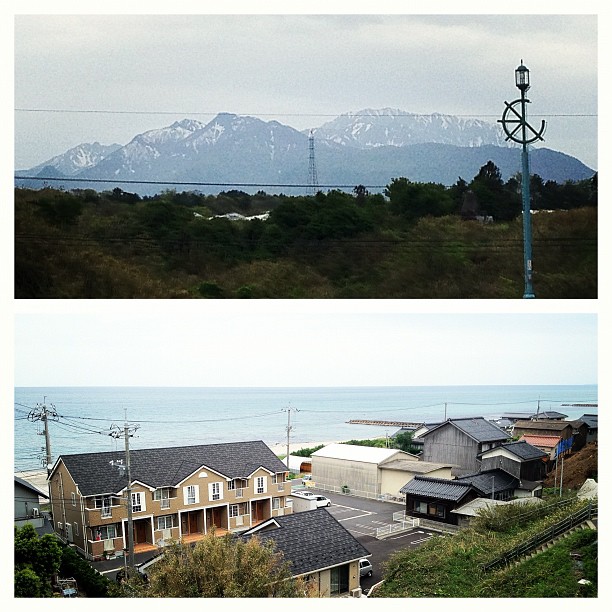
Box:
272 497 280 510
71 492 76 506
96 524 117 540
131 491 146 513
184 484 199 505
227 480 236 490
256 476 266 494
157 515 174 530
229 504 239 518
209 482 223 501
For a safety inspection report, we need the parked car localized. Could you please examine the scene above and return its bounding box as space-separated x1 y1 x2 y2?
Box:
291 490 316 499
302 474 312 481
359 558 373 578
313 495 331 508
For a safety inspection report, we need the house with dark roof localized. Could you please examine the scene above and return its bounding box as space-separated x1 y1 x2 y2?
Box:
579 414 598 443
479 440 548 483
512 419 588 453
400 469 521 526
48 440 291 561
243 509 370 597
400 476 481 525
419 417 511 477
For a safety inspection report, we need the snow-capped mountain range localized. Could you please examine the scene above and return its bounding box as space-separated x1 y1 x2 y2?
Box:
17 109 594 195
311 108 508 148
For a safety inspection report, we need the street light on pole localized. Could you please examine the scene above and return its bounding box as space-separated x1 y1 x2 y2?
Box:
499 60 546 298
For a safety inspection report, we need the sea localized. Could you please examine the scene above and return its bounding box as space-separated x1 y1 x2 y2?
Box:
14 385 598 473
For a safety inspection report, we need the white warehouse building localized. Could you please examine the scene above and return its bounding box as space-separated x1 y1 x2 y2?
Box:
311 443 453 499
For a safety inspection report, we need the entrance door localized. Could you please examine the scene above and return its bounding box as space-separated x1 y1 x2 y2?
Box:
189 512 199 534
134 521 147 544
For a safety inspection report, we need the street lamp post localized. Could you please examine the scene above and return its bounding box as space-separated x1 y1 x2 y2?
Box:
499 60 546 298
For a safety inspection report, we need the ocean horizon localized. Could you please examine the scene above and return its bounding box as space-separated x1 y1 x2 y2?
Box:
14 384 597 473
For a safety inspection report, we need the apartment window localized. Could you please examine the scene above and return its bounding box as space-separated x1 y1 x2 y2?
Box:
210 482 221 501
157 515 174 530
73 522 79 536
71 492 76 506
227 480 236 490
185 485 199 505
95 525 117 540
256 476 265 494
131 492 144 512
272 497 280 510
229 504 239 518
154 488 171 509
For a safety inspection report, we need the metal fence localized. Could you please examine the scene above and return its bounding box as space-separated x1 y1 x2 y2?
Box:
481 501 598 573
376 518 418 539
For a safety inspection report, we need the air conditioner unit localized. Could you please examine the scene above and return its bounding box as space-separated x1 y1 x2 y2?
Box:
350 587 362 598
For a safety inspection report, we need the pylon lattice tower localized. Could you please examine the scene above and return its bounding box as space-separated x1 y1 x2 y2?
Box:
308 129 319 196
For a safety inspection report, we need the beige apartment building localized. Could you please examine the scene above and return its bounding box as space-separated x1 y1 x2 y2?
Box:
47 440 291 561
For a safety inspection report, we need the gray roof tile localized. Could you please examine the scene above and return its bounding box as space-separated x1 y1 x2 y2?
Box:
422 417 510 443
481 440 547 461
400 476 474 501
243 509 370 577
56 441 288 497
456 469 519 495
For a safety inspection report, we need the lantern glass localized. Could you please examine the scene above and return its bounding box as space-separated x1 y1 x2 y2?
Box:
515 63 530 91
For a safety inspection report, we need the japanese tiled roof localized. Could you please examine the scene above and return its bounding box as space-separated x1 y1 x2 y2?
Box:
421 417 511 443
399 475 474 502
242 509 370 577
455 469 519 496
53 440 288 497
482 440 548 461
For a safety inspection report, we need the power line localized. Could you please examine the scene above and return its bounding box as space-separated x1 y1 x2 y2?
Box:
14 107 597 118
15 175 388 189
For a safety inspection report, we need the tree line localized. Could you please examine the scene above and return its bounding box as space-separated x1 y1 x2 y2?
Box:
14 161 597 298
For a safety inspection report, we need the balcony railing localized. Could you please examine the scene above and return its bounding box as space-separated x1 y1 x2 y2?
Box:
235 488 244 498
160 498 170 509
100 507 112 518
277 483 285 492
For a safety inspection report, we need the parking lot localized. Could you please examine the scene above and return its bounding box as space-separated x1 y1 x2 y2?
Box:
307 489 439 592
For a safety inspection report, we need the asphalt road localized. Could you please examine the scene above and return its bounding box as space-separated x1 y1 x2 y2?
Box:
316 489 438 594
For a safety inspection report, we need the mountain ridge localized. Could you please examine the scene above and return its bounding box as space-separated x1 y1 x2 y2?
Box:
16 109 594 195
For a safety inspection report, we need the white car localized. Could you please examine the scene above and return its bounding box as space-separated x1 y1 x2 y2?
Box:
291 490 316 499
359 558 373 578
313 495 331 508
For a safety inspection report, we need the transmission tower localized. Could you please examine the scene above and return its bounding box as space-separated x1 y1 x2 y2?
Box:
308 129 319 196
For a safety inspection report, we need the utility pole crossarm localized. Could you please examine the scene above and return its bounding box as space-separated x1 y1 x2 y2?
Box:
109 419 140 571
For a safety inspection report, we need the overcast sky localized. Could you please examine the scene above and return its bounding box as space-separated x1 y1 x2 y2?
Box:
12 303 597 387
10 4 600 170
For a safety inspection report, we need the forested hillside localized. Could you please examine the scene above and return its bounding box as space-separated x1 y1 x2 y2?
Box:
14 164 597 299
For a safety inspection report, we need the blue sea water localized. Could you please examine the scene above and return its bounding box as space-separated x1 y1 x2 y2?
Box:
14 385 597 472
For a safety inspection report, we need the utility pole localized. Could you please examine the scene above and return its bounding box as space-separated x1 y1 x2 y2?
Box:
28 398 58 475
110 415 139 571
282 406 299 471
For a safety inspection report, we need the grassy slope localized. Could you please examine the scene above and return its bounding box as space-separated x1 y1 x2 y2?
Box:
374 498 597 598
